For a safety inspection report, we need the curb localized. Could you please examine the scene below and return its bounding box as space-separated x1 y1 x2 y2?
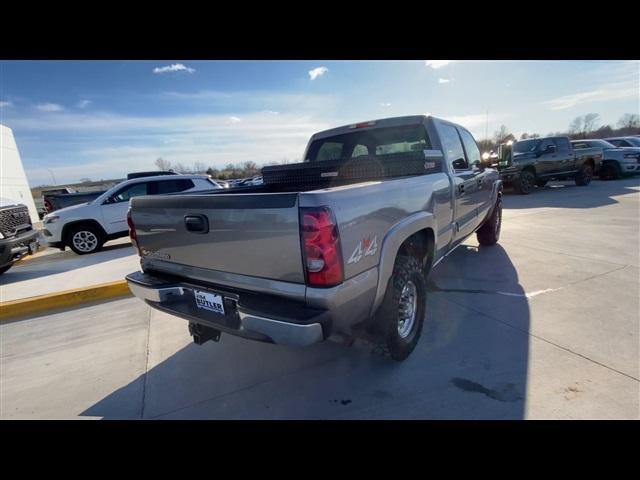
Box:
0 280 133 322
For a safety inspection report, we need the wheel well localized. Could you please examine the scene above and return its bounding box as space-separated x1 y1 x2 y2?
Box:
584 158 595 168
522 165 536 176
62 220 107 244
397 228 435 273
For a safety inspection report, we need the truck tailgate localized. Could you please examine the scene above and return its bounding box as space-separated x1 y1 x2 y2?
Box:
130 192 304 283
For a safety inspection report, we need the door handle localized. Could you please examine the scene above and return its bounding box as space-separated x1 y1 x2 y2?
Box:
458 184 465 195
184 215 209 234
477 178 483 188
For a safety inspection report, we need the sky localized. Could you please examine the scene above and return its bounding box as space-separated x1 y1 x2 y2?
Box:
0 60 638 187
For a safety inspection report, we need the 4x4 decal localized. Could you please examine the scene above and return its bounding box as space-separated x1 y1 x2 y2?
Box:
347 236 378 264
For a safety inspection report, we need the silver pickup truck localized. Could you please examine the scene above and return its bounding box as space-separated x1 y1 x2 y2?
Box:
126 115 503 360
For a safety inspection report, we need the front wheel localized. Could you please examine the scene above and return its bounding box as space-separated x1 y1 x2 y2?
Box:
575 163 594 186
67 224 105 255
476 198 502 246
374 255 427 361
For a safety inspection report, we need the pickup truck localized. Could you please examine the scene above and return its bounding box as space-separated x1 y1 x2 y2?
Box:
571 139 640 179
0 198 40 274
497 136 602 194
125 115 503 361
42 174 221 255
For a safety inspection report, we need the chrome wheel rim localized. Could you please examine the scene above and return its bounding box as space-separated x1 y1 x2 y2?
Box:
73 231 98 252
398 281 418 338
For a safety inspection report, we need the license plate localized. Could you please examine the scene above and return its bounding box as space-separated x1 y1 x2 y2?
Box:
194 290 225 315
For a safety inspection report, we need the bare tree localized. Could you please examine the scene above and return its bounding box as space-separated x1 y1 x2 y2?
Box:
617 113 640 129
520 133 529 140
193 161 207 173
582 113 600 135
569 117 583 135
155 157 172 171
493 125 515 145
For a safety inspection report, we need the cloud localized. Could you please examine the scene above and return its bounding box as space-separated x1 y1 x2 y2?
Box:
542 81 639 110
0 101 12 108
36 103 64 112
77 99 92 109
153 63 195 74
227 116 242 124
425 60 453 69
380 102 392 107
308 66 328 80
438 78 451 84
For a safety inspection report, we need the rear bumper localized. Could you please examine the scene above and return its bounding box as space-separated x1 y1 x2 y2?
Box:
126 270 327 347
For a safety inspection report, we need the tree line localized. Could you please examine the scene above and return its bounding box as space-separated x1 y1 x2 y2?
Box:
477 112 639 153
153 158 294 180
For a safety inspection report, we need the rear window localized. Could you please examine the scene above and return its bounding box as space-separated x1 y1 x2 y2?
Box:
154 179 195 194
305 125 432 162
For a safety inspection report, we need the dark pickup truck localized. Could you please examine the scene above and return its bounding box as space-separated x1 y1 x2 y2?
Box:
497 136 603 194
0 198 40 274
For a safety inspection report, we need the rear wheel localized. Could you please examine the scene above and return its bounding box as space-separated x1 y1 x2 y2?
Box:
66 224 105 255
476 198 502 246
373 255 427 361
515 170 535 195
575 163 594 186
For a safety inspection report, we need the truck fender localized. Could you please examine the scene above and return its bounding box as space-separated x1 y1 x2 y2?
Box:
369 211 437 316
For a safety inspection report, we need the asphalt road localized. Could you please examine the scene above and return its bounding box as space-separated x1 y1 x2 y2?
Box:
1 177 638 419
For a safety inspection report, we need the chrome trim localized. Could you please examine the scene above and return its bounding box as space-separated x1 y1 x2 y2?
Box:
127 281 185 303
238 311 323 347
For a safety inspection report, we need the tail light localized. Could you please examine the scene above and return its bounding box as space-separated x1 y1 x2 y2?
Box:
127 208 141 255
300 207 343 287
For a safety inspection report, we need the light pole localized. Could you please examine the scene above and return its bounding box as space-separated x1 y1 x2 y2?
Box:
47 169 57 185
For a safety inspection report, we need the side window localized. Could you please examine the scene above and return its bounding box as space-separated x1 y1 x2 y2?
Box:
572 142 586 149
351 144 369 157
609 140 622 147
458 129 481 167
154 179 195 194
316 142 343 161
539 138 554 152
111 182 149 203
554 138 570 151
191 178 218 190
439 123 468 170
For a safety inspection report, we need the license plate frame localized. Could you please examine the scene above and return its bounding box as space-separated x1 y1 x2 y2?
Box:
193 289 226 315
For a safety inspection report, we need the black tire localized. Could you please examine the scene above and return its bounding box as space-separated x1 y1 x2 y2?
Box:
535 179 548 188
599 162 621 181
515 170 535 195
476 198 502 246
373 255 427 361
0 264 12 275
66 224 105 255
575 163 594 186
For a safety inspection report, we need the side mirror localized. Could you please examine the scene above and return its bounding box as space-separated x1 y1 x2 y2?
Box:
472 160 485 171
452 158 468 170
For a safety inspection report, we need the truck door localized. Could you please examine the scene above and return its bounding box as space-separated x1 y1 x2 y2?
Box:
536 137 561 176
553 137 574 173
437 122 479 242
458 127 492 222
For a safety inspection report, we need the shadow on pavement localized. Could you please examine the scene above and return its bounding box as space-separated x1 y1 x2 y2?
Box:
83 242 530 420
0 241 134 285
503 177 639 210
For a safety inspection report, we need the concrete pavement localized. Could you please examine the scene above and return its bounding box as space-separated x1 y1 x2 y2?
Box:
1 178 638 419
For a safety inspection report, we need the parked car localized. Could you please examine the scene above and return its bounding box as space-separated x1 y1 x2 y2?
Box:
496 136 603 194
45 190 107 213
42 174 221 255
0 198 40 274
127 170 177 180
34 187 76 218
126 115 503 361
571 139 640 179
604 136 640 148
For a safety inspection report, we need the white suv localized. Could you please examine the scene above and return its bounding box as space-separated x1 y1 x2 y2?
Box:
42 174 220 254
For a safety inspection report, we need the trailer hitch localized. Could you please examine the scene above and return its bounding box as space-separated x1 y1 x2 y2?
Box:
189 322 222 345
